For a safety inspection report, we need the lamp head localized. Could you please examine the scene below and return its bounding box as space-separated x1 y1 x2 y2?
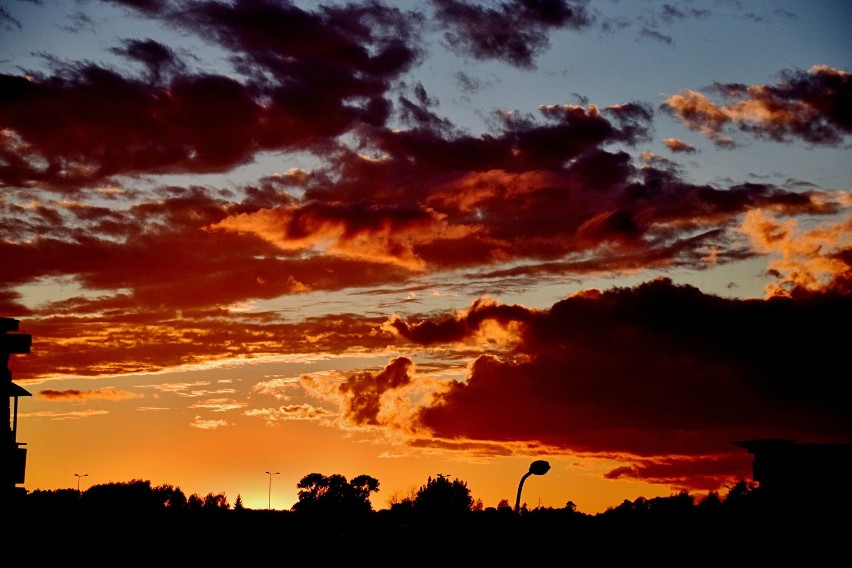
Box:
529 460 551 475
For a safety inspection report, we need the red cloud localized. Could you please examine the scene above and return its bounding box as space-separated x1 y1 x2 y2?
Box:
399 278 849 459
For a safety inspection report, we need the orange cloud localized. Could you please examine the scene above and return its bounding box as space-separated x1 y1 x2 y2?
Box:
244 404 337 426
662 65 851 146
188 398 246 412
663 138 696 153
741 210 852 297
661 90 735 146
382 295 532 348
189 416 230 430
339 356 414 426
209 202 455 271
20 409 109 421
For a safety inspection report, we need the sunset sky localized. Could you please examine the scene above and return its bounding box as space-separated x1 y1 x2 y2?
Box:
2 0 850 514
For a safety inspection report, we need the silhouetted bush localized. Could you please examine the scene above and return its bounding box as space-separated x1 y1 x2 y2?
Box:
412 473 474 517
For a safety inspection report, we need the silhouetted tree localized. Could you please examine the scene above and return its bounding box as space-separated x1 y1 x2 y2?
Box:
697 491 722 512
152 483 187 510
234 494 244 511
201 492 229 511
82 479 162 514
187 493 204 512
412 474 473 516
291 472 379 516
723 480 756 513
647 491 694 516
24 488 80 513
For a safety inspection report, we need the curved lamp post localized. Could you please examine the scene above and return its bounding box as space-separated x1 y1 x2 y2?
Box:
515 460 550 512
265 471 280 510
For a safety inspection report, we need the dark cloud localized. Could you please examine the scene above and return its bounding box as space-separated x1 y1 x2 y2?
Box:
658 3 711 24
3 71 842 331
454 70 486 94
38 388 142 401
111 38 187 83
390 278 851 488
397 83 455 131
638 27 672 44
0 0 424 190
0 67 265 188
109 0 182 15
432 0 593 68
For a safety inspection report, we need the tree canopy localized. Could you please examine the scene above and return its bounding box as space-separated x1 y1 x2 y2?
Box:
413 474 474 516
291 472 379 516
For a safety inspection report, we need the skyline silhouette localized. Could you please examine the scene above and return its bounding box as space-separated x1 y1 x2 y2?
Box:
9 470 848 564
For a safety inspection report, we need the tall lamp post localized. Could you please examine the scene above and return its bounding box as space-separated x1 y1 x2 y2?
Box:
74 473 88 494
265 471 280 510
515 460 550 512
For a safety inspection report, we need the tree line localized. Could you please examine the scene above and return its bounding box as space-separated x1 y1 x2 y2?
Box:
14 472 480 517
7 472 842 563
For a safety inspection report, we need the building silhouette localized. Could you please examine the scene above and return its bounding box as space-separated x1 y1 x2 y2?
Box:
736 438 852 512
2 317 32 501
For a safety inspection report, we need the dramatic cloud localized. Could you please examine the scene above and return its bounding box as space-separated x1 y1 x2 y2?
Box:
662 65 852 146
270 276 851 491
0 0 422 190
385 278 850 489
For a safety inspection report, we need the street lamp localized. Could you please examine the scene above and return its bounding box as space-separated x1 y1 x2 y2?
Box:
74 473 89 494
265 471 280 510
515 460 550 512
